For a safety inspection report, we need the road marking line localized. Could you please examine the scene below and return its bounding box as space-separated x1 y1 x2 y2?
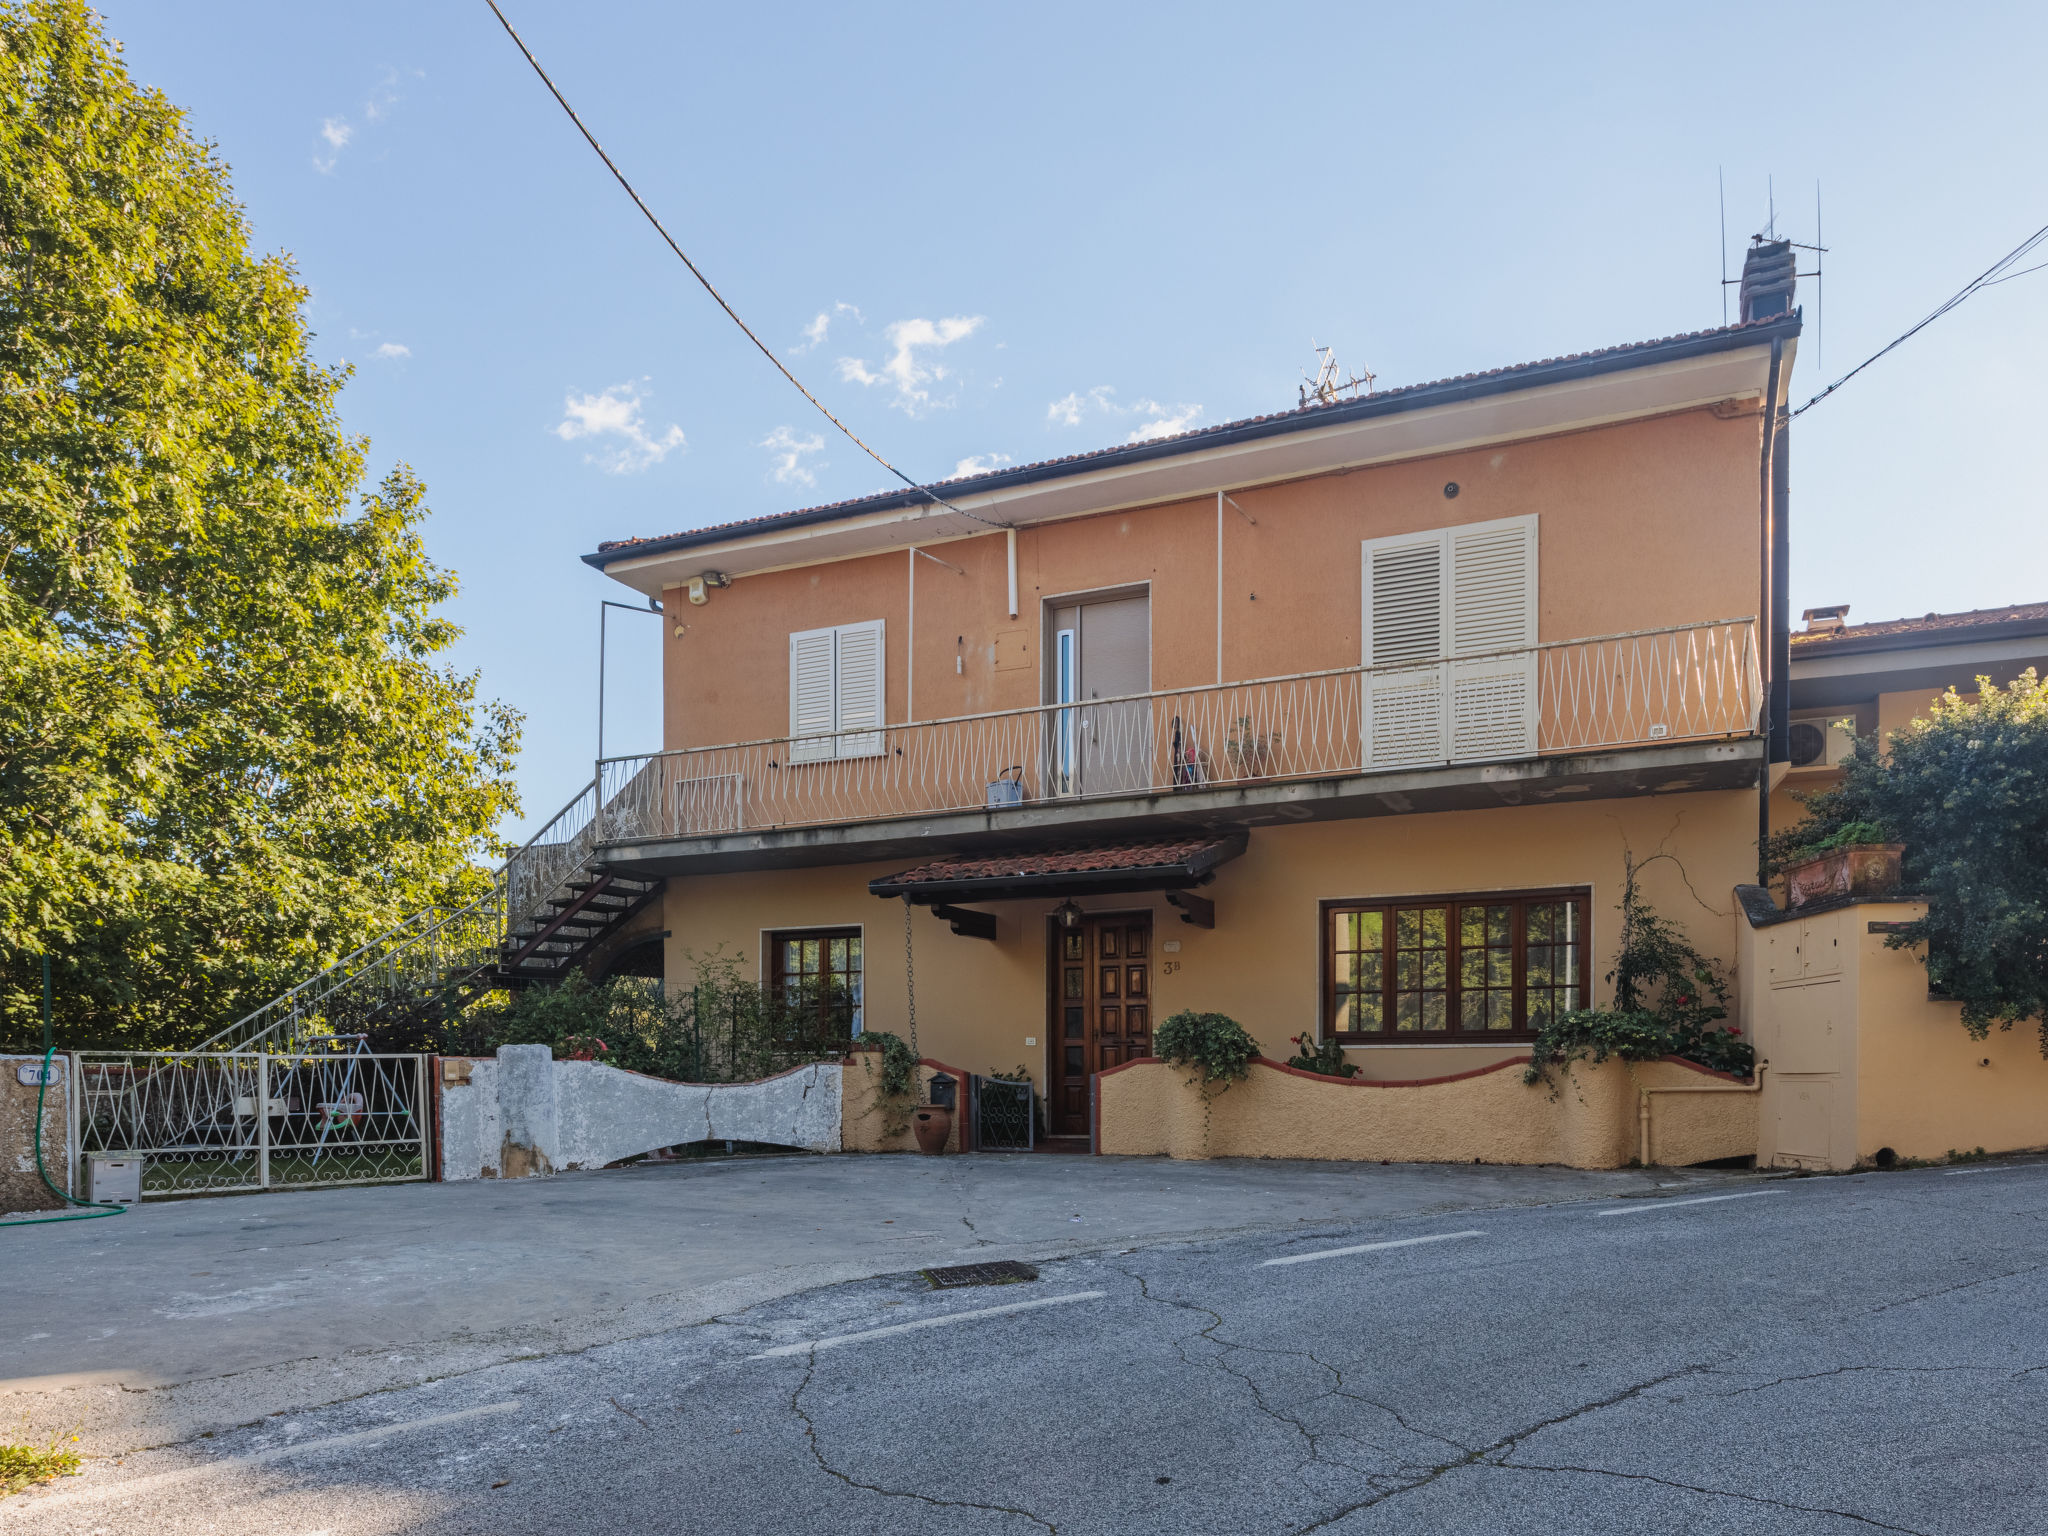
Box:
1596 1189 1782 1217
750 1291 1107 1359
1260 1230 1485 1268
7 1400 520 1515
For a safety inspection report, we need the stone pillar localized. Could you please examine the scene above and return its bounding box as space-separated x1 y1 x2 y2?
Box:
495 1044 559 1179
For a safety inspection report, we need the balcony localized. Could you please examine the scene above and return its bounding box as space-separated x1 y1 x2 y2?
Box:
591 618 1763 876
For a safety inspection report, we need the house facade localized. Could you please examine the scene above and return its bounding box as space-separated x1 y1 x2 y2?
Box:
572 250 1815 1145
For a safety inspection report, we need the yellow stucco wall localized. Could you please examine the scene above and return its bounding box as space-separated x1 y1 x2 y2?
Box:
1097 1055 1756 1168
1745 900 2048 1169
839 1052 967 1153
665 789 1761 1087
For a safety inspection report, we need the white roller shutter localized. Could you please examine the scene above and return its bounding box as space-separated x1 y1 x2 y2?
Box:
789 626 839 764
1447 517 1537 762
788 619 887 763
1362 532 1448 769
832 619 886 759
1362 515 1537 771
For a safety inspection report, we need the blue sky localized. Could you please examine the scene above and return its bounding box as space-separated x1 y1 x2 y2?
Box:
97 1 2048 838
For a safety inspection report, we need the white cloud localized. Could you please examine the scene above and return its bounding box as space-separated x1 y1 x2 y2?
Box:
1047 384 1203 442
553 382 687 474
791 302 862 354
838 314 985 414
373 342 411 359
313 66 417 173
953 453 1013 477
1125 400 1204 442
761 425 826 487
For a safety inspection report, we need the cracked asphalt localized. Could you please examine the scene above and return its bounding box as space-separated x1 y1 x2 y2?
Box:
6 1157 2047 1533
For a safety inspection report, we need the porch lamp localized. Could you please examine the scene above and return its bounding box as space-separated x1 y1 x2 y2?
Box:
1054 899 1084 930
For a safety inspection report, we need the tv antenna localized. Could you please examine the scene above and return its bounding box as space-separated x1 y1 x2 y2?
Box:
1299 342 1374 408
1719 177 1826 363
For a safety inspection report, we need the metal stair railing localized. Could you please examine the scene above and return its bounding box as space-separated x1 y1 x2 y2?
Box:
202 777 609 1056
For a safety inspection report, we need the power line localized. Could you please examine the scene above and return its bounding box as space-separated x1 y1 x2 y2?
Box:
1790 218 2048 418
482 1 1008 530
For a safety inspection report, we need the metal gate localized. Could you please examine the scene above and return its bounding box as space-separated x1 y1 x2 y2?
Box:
970 1075 1037 1152
72 1051 429 1198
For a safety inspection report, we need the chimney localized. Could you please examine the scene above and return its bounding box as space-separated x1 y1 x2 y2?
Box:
1800 604 1850 634
1739 237 1797 322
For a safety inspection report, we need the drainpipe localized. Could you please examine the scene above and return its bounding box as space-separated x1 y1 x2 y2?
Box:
1639 1062 1766 1167
1755 336 1783 884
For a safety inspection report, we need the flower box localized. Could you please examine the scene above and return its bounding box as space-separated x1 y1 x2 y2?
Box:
1785 843 1905 910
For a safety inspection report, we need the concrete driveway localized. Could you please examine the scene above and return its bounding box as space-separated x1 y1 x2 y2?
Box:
5 1155 2046 1534
2 1152 1744 1455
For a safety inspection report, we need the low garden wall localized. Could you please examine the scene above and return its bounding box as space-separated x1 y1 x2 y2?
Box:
1098 1054 1758 1169
839 1046 969 1154
437 1046 842 1180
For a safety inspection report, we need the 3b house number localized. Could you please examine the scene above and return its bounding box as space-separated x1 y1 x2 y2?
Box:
1162 960 1182 976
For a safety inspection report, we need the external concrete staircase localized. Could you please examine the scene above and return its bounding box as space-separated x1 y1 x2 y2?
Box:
200 775 656 1056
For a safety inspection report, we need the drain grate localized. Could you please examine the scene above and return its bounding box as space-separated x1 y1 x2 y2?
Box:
921 1259 1039 1289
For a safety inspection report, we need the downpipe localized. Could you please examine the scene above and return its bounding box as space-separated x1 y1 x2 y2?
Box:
1639 1061 1767 1168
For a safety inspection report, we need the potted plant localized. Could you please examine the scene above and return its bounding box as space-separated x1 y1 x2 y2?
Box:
1780 821 1905 910
1224 718 1284 780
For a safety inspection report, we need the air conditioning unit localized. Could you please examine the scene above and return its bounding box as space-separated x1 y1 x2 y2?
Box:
1787 716 1856 770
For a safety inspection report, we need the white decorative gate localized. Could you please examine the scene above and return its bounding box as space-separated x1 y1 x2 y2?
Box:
72 1050 428 1198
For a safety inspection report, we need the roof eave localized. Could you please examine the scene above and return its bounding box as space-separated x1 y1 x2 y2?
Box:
583 313 1803 571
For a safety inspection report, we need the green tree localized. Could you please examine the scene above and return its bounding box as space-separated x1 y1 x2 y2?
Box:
1772 671 2048 1046
0 0 520 1050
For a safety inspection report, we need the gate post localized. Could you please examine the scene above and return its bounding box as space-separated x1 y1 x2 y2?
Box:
65 1052 80 1200
258 1055 271 1190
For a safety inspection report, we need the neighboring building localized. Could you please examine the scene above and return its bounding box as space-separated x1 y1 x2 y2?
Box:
572 245 1812 1143
1774 600 2048 829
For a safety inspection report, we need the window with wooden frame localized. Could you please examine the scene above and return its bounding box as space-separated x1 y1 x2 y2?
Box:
1322 889 1589 1042
767 927 864 1035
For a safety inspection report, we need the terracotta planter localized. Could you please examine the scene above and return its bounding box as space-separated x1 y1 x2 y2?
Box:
1785 843 1905 910
912 1106 953 1155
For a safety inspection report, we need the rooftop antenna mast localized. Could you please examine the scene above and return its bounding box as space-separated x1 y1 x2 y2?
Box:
1299 341 1374 408
1718 167 1728 326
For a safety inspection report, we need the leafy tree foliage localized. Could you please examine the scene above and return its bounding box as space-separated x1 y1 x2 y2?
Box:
1771 671 2048 1046
0 1 519 1049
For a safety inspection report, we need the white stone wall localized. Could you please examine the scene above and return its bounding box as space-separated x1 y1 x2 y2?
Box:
437 1047 842 1180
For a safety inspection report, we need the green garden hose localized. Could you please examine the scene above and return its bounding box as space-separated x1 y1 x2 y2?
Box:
2 957 125 1229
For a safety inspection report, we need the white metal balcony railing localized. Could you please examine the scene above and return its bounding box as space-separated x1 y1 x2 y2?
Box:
594 618 1762 846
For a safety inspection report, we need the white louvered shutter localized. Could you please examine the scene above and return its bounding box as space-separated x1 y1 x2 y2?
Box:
831 619 886 759
789 626 838 764
1361 533 1448 769
1447 517 1537 763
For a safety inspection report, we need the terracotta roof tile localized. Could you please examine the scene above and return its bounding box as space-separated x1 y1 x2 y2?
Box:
881 837 1233 887
593 314 1798 559
1792 601 2048 648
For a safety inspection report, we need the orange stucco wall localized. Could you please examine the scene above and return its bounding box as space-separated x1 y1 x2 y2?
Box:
660 407 1763 750
664 789 1761 1090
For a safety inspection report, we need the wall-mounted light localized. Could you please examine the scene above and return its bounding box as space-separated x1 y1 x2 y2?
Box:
687 571 732 606
1054 899 1084 930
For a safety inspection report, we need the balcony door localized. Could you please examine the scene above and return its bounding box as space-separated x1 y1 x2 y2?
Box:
1045 592 1150 797
1362 515 1538 770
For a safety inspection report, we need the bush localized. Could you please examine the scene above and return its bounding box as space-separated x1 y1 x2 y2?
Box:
1285 1032 1360 1078
442 949 855 1084
1525 854 1753 1088
1154 1010 1260 1090
1770 670 2048 1047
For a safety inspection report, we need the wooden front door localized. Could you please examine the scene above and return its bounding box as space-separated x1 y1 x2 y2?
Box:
1046 912 1153 1137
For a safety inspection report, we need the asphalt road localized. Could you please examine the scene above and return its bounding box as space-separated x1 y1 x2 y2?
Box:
7 1159 2046 1534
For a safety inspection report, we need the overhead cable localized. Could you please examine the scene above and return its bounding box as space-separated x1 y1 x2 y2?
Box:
482 1 1008 530
1790 219 2048 418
